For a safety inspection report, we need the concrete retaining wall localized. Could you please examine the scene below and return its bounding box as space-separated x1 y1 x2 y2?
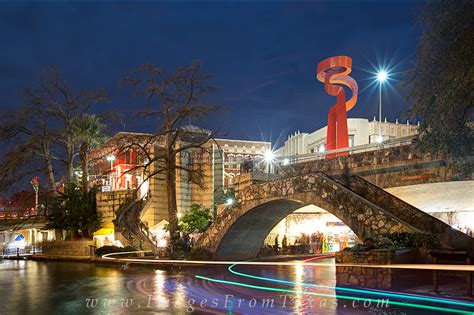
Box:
41 240 93 257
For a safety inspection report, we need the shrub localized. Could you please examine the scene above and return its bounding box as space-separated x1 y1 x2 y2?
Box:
345 232 440 252
177 204 213 234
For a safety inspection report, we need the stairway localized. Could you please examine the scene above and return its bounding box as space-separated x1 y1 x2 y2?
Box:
114 195 158 254
337 175 474 255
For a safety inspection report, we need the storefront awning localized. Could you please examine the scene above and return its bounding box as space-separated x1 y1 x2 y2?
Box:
93 227 114 236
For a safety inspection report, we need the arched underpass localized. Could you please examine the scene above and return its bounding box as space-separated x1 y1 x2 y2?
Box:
218 202 357 260
198 173 474 260
215 199 305 260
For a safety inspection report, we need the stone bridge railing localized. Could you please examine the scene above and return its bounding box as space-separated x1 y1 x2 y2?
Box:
341 175 474 253
277 144 472 188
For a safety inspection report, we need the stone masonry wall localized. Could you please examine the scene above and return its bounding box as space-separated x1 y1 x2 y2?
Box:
335 248 418 289
278 144 471 188
96 190 132 228
42 240 93 257
198 173 413 255
278 145 438 177
336 250 395 289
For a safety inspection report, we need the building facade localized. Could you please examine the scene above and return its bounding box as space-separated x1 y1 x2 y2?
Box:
214 138 271 188
274 118 419 158
89 129 271 238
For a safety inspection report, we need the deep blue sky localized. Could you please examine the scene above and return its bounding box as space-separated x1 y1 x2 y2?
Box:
0 1 423 147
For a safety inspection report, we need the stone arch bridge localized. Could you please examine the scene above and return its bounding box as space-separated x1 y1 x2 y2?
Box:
197 172 474 260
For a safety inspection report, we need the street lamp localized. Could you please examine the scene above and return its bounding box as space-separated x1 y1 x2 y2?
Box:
375 134 384 144
264 149 275 174
318 144 326 154
226 198 234 206
283 158 290 166
376 70 389 144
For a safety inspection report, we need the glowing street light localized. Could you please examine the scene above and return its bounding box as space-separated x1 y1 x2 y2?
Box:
264 150 274 164
376 69 389 144
377 70 388 82
375 134 384 144
318 144 326 154
283 158 290 166
106 154 116 162
264 149 275 174
226 198 234 206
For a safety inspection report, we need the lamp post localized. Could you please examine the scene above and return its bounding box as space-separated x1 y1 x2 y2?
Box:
376 70 388 143
30 176 39 214
106 155 115 189
264 150 274 175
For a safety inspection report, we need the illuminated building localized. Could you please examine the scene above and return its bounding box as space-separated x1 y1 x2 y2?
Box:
215 138 271 187
88 128 270 239
274 117 419 158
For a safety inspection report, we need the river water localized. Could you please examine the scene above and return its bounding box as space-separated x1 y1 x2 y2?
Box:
0 258 471 314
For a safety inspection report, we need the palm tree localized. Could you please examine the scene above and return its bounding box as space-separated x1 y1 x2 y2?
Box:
70 114 107 194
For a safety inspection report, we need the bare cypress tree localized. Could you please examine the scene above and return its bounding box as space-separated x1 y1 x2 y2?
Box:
121 61 224 242
0 66 108 192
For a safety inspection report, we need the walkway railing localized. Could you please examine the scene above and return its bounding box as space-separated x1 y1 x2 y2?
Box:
1 246 42 258
274 135 417 166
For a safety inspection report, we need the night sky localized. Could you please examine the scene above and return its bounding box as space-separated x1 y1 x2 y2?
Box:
0 1 423 147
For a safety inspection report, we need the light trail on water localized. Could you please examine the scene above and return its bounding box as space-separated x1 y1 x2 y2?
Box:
103 251 474 313
226 256 474 309
195 275 473 315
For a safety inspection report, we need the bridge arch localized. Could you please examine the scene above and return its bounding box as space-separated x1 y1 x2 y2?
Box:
198 173 413 260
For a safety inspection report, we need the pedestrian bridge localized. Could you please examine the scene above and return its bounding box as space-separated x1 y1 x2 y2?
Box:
198 145 474 260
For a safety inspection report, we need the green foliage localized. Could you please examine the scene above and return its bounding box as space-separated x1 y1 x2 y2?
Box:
405 0 474 157
177 204 213 234
346 232 440 252
95 245 136 257
70 114 108 149
45 183 102 237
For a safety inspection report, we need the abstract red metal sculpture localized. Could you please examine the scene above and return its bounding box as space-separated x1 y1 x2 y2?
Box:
317 56 358 158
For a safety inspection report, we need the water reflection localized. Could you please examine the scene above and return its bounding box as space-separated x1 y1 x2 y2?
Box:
0 259 470 314
153 270 170 309
293 262 304 313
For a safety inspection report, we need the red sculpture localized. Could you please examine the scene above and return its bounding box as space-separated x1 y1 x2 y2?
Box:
317 56 358 158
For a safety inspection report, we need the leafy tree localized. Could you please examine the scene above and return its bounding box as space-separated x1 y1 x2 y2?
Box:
45 183 101 239
177 204 213 234
405 0 474 156
70 114 107 193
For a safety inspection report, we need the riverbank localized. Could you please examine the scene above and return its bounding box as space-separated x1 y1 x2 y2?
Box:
0 252 335 270
3 252 333 264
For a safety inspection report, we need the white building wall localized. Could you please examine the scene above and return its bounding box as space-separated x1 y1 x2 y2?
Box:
275 118 418 158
